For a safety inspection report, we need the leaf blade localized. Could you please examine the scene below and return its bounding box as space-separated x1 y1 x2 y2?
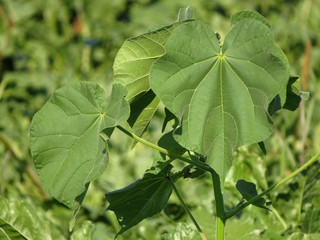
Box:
29 82 129 210
149 19 289 183
105 166 173 235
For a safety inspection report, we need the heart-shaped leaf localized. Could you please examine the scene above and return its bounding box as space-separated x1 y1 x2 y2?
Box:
149 17 289 183
29 82 129 210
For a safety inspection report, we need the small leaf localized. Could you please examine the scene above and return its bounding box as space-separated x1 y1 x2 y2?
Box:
0 197 53 240
105 166 174 236
176 6 195 22
236 179 270 210
300 91 310 101
30 82 129 210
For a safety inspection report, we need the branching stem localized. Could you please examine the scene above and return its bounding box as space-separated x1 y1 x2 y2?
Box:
116 125 212 172
225 151 320 219
166 176 207 240
116 126 225 238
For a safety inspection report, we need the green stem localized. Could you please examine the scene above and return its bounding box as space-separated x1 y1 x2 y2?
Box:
225 151 320 220
116 125 225 239
210 171 225 240
116 126 212 172
167 176 207 240
270 206 287 230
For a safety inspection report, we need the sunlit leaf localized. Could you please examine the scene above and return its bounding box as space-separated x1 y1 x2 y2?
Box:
0 197 53 240
29 82 129 210
113 22 189 100
150 16 289 183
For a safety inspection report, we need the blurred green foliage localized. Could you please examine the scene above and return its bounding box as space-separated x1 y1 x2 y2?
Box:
0 0 320 239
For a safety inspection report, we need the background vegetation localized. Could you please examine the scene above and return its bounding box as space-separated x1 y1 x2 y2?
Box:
0 0 320 239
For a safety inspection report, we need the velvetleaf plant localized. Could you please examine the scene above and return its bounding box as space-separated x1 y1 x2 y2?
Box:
29 7 319 240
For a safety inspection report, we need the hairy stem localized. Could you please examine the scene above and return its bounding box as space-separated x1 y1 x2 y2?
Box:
225 151 320 219
167 176 207 240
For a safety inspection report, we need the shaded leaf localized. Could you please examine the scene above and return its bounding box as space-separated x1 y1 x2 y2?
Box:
152 131 187 172
0 197 52 240
29 82 129 210
150 18 289 184
127 90 160 143
105 166 174 236
236 179 270 210
258 142 267 155
162 108 178 132
269 76 301 114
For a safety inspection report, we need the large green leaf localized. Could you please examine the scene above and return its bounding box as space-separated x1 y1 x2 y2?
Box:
29 82 129 210
0 197 52 240
149 18 289 183
105 166 174 236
